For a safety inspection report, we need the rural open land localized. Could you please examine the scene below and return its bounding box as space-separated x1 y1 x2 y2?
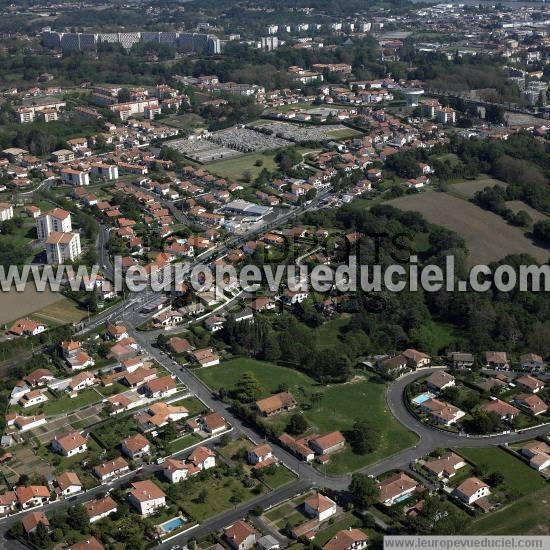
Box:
450 177 506 198
504 200 549 222
388 191 550 264
0 287 60 325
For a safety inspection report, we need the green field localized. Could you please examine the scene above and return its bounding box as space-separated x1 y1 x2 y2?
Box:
207 152 280 182
469 485 550 535
197 358 418 474
456 447 544 494
32 296 87 325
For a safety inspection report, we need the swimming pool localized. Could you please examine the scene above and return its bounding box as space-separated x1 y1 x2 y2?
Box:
412 392 434 405
159 517 186 534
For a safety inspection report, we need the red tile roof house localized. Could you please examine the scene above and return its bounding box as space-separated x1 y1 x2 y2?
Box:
201 412 226 433
128 480 166 516
93 456 130 482
485 351 509 370
188 446 216 470
121 434 150 459
304 492 337 521
68 536 105 550
56 472 82 497
377 472 418 506
51 432 87 457
8 318 46 337
402 349 431 368
247 443 275 466
24 368 54 387
0 491 17 515
323 529 369 550
15 485 51 509
22 510 49 535
143 375 177 399
308 431 346 456
255 392 297 417
422 452 467 480
452 477 490 505
224 520 257 550
515 375 545 394
513 394 548 416
520 441 550 471
420 398 466 426
162 458 200 483
84 495 118 523
481 399 520 420
426 371 455 392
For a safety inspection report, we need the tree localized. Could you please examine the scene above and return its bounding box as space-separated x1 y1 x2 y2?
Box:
68 504 89 533
287 413 308 435
486 471 504 486
533 220 550 244
234 372 262 403
349 473 378 509
197 489 208 503
347 420 380 455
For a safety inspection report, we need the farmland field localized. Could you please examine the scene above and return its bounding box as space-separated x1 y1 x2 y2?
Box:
450 178 506 198
197 358 418 474
504 200 548 223
0 287 61 325
388 192 550 264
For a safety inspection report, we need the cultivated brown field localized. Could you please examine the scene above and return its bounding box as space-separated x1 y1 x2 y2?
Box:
451 178 506 198
0 287 60 325
388 192 550 264
505 200 548 223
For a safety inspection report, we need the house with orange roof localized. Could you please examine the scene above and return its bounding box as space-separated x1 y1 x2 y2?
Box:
21 510 49 535
84 495 118 523
8 318 46 337
121 434 150 459
255 392 297 417
309 431 345 456
188 446 216 470
453 477 490 505
15 485 50 509
377 472 418 506
143 375 177 398
68 537 105 550
304 492 337 521
0 491 17 515
224 520 257 550
323 529 369 550
55 472 82 497
93 456 129 482
19 389 48 408
128 480 166 516
51 431 87 457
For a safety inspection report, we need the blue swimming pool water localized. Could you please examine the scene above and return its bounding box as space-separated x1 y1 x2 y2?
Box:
160 517 185 533
412 392 433 405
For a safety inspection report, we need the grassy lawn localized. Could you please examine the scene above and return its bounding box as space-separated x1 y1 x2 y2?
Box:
207 152 279 182
197 358 418 474
469 484 550 535
456 447 544 494
168 433 202 454
313 317 350 350
32 295 87 325
328 128 363 139
177 475 261 522
15 388 103 417
177 396 209 417
314 512 362 545
90 415 139 449
259 465 297 489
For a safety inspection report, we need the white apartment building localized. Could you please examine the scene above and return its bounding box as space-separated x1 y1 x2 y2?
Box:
37 208 72 239
90 162 118 180
61 168 90 186
45 232 82 264
0 202 14 222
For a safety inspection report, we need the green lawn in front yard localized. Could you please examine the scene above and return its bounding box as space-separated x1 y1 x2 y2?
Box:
259 465 297 489
314 512 362 545
168 433 202 454
176 474 262 522
456 447 544 494
41 388 103 416
197 358 418 474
